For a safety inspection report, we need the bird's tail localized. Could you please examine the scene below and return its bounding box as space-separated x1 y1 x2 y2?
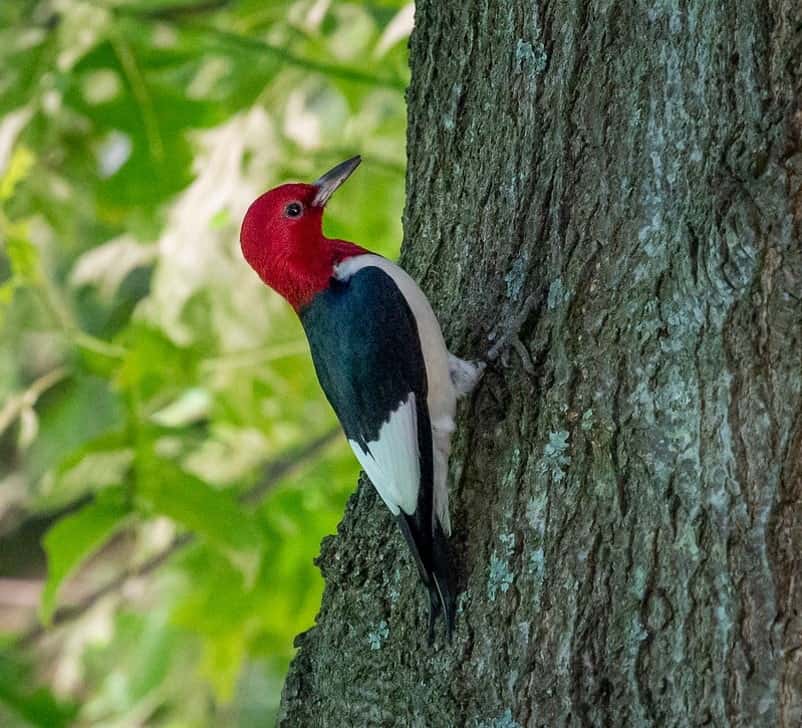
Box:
396 514 455 644
429 517 455 641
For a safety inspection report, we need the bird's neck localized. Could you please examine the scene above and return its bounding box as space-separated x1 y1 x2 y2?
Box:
277 237 368 311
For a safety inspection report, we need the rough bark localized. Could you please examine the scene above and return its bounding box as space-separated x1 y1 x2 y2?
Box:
280 2 802 726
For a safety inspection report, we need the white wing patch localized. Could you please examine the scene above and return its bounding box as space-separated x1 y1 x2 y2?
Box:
348 394 420 516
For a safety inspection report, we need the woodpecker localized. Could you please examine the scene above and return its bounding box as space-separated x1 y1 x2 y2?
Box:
240 156 483 641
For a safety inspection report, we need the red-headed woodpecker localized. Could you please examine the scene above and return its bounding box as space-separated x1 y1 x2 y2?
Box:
240 157 483 642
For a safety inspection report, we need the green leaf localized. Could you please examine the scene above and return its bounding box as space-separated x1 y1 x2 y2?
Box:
40 489 131 624
26 374 123 490
0 653 77 728
81 610 180 722
115 324 198 402
0 146 34 201
4 236 39 283
0 280 15 323
52 428 129 477
136 457 263 578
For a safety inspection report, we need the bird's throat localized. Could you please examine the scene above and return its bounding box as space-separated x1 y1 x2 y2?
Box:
270 238 368 311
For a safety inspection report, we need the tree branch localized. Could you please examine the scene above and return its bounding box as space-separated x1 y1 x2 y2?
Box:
97 2 407 92
132 0 232 20
0 367 69 437
178 24 407 91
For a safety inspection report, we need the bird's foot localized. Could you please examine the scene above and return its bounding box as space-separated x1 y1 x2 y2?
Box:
485 293 538 374
448 353 486 398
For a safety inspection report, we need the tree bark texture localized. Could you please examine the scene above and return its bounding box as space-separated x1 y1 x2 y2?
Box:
281 2 802 725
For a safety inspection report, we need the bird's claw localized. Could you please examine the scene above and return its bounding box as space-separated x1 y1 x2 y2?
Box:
485 293 538 374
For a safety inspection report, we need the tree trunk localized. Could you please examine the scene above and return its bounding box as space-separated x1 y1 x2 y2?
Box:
280 1 802 725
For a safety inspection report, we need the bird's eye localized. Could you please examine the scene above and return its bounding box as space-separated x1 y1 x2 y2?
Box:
285 202 303 218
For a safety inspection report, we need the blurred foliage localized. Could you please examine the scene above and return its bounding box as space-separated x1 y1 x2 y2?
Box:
0 0 410 723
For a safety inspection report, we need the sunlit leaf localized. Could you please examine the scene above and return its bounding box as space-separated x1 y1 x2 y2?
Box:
374 3 414 57
0 146 34 200
40 488 131 623
3 236 38 283
150 387 211 427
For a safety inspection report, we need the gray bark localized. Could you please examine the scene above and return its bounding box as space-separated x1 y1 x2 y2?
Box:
280 1 802 725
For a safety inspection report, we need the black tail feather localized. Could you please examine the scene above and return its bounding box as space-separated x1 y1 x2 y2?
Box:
396 513 455 643
396 514 430 585
430 518 455 641
426 587 441 646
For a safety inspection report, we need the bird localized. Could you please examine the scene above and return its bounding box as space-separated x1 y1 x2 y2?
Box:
239 156 484 642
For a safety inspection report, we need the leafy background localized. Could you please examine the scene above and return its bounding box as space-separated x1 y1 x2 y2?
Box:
0 0 410 724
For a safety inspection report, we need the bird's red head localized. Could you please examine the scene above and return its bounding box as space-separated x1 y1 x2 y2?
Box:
240 156 366 310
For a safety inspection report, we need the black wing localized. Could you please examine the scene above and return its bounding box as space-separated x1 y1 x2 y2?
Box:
299 265 431 511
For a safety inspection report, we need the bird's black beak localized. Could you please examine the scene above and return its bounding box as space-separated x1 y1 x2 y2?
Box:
312 155 361 207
